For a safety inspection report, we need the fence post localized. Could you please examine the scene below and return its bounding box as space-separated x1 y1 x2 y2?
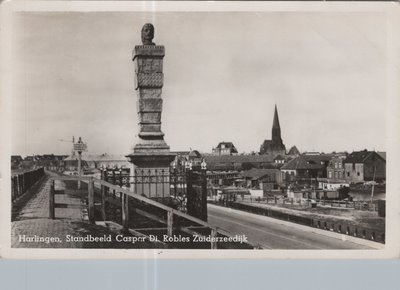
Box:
122 193 129 232
211 228 218 249
186 170 193 215
101 170 106 221
119 168 123 201
15 174 20 197
201 168 208 221
173 168 177 198
11 177 15 202
88 178 95 223
167 210 173 237
22 173 26 194
112 169 116 197
49 179 55 219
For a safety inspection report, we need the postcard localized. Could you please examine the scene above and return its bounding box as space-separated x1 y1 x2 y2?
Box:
0 1 399 259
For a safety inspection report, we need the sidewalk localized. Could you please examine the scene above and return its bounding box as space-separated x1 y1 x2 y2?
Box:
11 172 159 248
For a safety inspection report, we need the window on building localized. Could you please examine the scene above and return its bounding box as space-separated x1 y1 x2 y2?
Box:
357 172 360 176
347 172 350 177
328 172 332 178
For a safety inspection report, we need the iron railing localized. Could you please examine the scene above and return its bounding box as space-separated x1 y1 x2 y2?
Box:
48 175 254 249
11 167 45 202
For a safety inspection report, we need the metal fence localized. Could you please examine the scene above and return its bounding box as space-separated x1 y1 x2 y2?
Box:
11 167 45 202
235 196 380 212
99 166 208 221
49 175 254 249
211 200 385 244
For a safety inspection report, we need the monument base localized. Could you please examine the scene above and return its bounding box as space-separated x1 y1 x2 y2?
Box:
131 138 171 154
126 152 176 198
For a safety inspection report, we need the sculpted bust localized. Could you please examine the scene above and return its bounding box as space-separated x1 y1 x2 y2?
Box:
141 23 155 45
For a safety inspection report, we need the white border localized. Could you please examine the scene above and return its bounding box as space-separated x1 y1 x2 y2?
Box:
1 1 399 259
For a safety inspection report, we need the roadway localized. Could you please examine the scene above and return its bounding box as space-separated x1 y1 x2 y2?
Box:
207 204 379 249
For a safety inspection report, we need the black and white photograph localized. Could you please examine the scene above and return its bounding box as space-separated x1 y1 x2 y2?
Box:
1 1 399 258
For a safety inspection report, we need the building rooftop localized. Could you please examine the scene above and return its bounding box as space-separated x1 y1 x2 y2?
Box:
377 151 386 160
281 154 333 170
240 168 279 180
64 153 128 162
214 142 238 154
343 150 385 164
204 154 274 164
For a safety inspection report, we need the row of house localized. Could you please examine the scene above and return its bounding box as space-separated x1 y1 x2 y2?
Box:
280 150 386 184
11 153 130 173
211 150 386 199
11 154 69 170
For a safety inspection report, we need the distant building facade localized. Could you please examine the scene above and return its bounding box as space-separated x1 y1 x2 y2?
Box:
204 154 276 171
240 168 282 192
212 142 238 156
12 154 68 171
280 153 333 183
64 153 130 171
11 155 23 170
343 150 386 183
287 146 300 156
260 105 286 157
172 150 203 170
326 153 347 181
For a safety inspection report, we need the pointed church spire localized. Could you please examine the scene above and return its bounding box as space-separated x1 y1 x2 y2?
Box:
272 104 280 129
271 104 282 143
260 104 286 156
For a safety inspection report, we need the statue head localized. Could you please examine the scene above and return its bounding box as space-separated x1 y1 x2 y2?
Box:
141 23 155 45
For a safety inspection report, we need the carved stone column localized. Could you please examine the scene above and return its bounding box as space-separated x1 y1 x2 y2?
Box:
126 24 176 198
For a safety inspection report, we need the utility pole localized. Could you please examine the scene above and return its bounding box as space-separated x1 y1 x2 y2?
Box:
77 137 82 190
370 166 376 204
73 137 87 190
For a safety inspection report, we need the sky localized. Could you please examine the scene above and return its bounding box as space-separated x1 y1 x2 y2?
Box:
10 11 388 156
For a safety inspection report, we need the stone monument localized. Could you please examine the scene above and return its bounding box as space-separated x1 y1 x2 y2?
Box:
126 23 176 198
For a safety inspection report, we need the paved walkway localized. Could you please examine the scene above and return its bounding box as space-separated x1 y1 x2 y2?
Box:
13 172 85 221
11 171 158 248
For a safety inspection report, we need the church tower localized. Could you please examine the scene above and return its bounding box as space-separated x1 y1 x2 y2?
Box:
259 105 286 156
272 104 282 143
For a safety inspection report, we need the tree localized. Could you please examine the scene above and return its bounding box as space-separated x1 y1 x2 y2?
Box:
242 162 254 171
338 186 351 199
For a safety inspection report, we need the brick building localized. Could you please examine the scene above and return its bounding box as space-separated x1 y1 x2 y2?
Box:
343 150 386 183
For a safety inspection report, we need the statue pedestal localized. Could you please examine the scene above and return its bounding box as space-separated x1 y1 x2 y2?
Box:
126 153 176 198
127 43 176 198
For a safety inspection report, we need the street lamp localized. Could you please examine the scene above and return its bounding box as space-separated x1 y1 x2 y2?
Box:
201 158 207 171
185 160 193 171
